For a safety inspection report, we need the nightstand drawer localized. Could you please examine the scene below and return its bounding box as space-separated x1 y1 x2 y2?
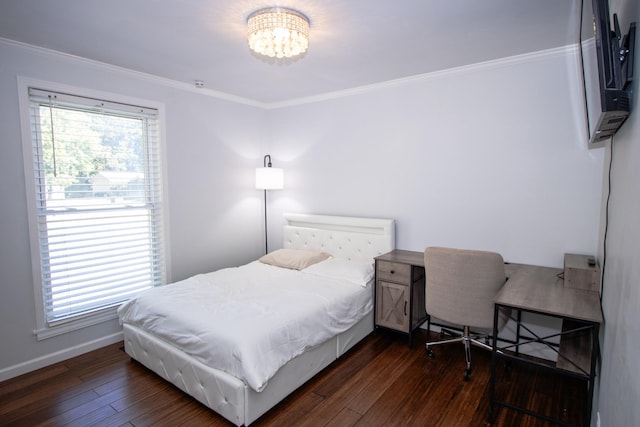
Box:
376 260 411 283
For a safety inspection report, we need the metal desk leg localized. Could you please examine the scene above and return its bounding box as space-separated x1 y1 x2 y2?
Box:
489 304 500 422
586 323 599 426
515 309 522 357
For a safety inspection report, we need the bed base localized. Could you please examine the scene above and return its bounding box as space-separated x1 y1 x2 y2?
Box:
123 311 373 426
123 213 394 425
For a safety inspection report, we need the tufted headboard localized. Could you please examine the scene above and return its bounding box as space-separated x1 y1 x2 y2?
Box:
282 213 395 261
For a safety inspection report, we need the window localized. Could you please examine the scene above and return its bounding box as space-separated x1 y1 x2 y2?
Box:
21 84 166 339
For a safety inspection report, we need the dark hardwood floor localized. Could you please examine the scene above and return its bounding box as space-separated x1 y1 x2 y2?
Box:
1 329 587 426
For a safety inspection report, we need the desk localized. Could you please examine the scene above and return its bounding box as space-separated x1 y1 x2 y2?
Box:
489 264 602 426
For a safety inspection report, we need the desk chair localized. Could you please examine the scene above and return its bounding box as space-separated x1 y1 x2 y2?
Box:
424 246 508 381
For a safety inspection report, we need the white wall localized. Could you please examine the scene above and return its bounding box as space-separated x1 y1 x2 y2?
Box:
267 49 603 268
595 0 640 424
0 40 266 379
0 36 609 398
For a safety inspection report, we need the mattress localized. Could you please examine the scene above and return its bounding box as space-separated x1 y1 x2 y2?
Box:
118 259 373 392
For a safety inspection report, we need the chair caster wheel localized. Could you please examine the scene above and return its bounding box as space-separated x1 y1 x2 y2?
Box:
427 348 435 358
463 369 471 381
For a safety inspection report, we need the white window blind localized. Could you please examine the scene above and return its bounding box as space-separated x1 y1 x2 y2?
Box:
27 87 165 327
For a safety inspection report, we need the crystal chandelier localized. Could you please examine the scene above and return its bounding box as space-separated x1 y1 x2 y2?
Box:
247 7 310 59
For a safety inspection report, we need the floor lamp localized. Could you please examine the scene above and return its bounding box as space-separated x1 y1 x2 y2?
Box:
255 154 283 254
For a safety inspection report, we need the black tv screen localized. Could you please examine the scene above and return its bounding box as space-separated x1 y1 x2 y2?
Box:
580 0 634 144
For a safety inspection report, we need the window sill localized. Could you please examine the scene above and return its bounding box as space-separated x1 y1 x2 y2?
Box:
33 307 120 341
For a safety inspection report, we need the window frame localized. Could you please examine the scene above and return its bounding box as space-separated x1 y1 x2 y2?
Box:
18 77 171 340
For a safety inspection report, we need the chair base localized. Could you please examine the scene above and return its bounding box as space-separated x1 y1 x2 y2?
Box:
426 325 492 381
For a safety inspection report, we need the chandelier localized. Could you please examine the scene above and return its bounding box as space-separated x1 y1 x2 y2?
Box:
247 7 310 59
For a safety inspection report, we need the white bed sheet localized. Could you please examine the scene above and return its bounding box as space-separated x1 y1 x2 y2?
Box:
118 260 372 392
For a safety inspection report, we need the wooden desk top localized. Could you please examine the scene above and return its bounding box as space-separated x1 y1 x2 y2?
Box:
496 264 603 324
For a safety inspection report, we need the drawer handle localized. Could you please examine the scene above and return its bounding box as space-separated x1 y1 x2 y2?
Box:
404 301 407 316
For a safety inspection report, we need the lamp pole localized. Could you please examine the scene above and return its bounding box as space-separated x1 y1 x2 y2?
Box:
263 187 268 254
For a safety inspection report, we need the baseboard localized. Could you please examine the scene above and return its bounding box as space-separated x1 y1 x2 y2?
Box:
0 331 123 382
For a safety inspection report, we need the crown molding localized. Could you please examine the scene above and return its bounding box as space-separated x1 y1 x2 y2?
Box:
2 37 577 111
266 45 579 109
0 37 268 109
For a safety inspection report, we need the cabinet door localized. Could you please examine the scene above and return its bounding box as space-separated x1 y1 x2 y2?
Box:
376 280 410 331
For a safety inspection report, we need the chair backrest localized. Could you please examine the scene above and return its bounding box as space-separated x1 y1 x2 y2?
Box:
424 246 506 330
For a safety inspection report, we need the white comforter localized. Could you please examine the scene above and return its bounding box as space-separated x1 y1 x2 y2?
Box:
118 260 372 392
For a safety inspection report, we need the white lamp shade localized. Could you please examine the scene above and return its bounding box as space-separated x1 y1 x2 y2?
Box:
255 167 284 190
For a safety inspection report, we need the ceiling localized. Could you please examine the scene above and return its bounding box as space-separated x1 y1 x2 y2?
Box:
0 0 581 104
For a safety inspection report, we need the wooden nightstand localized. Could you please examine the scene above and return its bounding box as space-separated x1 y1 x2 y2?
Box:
374 249 428 346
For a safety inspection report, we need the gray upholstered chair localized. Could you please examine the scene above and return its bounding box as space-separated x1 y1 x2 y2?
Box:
424 246 509 381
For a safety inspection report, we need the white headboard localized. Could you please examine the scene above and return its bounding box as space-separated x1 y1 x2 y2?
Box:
283 213 395 260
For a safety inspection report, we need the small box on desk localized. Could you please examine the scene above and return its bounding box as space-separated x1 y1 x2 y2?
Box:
564 254 600 292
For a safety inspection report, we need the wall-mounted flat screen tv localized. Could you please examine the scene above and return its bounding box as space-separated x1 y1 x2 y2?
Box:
580 0 635 144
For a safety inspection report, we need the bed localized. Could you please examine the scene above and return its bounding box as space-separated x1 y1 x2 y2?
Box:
118 213 395 426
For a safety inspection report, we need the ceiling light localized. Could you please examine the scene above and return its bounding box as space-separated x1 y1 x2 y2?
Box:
247 7 310 59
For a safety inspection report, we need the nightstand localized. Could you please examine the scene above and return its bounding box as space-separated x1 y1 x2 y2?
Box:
374 249 428 346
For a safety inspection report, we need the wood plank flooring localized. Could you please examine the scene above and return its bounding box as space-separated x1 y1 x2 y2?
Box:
0 329 587 426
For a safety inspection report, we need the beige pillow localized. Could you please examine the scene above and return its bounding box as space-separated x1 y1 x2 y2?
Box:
259 248 331 270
